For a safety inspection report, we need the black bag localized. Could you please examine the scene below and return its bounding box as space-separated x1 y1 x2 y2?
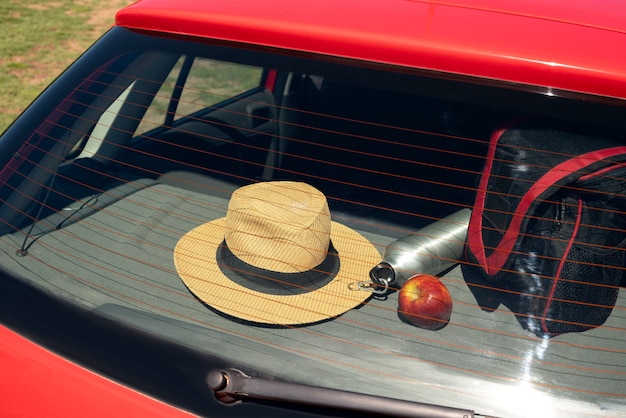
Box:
464 121 626 337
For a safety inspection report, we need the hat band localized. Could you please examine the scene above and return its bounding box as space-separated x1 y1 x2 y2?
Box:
217 240 340 295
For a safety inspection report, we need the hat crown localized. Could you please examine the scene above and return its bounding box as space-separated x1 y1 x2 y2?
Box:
224 182 331 273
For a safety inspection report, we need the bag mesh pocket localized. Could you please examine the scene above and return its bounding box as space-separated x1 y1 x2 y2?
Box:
543 244 622 335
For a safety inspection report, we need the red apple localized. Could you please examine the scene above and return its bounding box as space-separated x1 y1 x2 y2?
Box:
398 274 452 330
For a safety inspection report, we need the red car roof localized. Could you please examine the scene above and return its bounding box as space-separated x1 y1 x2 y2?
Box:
116 0 626 102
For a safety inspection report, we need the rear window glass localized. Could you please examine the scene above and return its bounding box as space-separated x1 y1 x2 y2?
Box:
0 27 624 417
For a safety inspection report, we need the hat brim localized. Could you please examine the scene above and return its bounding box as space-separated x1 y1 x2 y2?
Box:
174 218 381 325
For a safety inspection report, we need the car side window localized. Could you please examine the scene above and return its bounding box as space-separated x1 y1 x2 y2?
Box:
136 57 263 135
135 56 186 134
175 58 263 118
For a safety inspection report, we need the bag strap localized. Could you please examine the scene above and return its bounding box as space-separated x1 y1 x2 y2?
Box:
468 126 626 277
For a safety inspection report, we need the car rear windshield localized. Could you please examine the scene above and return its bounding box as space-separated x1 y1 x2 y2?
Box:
0 27 625 417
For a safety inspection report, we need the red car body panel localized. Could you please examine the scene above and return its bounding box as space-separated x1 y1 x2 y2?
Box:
0 325 193 417
116 0 626 101
3 0 626 416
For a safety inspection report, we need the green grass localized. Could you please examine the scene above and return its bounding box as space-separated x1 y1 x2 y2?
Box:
0 0 131 132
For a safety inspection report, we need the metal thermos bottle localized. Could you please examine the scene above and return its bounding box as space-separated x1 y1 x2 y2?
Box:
370 208 471 287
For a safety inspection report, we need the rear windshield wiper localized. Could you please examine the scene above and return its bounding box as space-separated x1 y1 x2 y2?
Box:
208 368 497 418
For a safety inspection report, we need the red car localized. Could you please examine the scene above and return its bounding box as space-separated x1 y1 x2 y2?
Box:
1 0 625 416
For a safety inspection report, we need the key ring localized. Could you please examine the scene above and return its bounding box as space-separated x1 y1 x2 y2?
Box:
348 278 389 295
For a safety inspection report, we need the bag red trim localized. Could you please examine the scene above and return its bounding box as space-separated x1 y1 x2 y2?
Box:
468 128 626 277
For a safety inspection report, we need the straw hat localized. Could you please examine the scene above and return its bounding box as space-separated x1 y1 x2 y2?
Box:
174 181 380 325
